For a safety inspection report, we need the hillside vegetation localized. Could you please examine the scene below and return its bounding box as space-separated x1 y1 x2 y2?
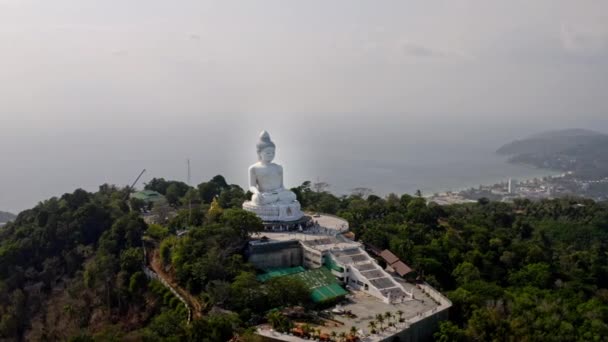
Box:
0 177 607 341
497 129 608 179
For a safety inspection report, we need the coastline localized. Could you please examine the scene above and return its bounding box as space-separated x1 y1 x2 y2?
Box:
425 164 561 197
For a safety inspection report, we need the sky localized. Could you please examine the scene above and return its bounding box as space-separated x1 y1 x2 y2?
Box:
1 1 607 213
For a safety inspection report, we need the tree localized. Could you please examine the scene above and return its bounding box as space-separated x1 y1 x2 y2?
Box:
119 247 143 274
221 209 264 239
351 187 373 198
508 263 552 288
198 175 230 204
207 198 224 223
396 310 404 322
313 181 330 193
146 309 186 339
376 314 385 331
190 313 241 342
165 183 182 206
229 271 263 310
218 185 247 209
145 178 170 194
129 271 147 294
434 321 466 342
384 311 393 325
210 175 229 189
452 262 481 285
146 224 169 240
151 202 172 225
129 197 146 212
368 321 377 334
265 310 292 333
267 277 311 308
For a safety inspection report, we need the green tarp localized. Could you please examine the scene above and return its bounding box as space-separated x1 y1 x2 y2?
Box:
259 266 348 303
257 266 306 282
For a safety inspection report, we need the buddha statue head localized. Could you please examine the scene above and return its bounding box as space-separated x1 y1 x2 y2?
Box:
256 130 276 163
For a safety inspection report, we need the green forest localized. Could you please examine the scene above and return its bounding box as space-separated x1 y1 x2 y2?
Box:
1 176 607 341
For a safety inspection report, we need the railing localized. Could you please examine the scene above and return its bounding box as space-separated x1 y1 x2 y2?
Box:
143 266 192 324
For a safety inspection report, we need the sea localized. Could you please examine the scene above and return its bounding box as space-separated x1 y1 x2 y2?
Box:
0 124 557 215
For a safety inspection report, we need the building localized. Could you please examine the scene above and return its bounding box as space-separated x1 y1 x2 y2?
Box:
250 214 452 342
130 190 167 205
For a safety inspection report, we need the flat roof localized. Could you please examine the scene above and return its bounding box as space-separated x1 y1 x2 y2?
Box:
258 283 446 340
354 263 378 272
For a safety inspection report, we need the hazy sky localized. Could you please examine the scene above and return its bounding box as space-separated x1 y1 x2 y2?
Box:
1 1 607 212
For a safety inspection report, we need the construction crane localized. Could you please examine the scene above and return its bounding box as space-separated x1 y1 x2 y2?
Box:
124 169 146 200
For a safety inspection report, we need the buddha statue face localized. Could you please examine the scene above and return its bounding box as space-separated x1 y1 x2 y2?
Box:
256 131 276 164
258 147 275 163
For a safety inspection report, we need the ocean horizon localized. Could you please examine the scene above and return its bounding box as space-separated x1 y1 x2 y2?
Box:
0 139 557 214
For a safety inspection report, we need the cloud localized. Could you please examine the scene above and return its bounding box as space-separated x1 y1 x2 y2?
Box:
401 42 474 61
560 25 608 56
403 42 447 57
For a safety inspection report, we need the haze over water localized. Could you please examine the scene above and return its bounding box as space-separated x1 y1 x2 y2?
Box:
2 1 607 213
0 115 577 214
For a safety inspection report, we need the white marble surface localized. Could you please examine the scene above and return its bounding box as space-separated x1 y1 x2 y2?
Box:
243 131 303 221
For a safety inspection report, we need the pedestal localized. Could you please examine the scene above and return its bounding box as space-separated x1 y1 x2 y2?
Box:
242 200 304 222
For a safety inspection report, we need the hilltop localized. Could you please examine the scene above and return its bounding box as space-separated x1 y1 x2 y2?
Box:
497 129 608 179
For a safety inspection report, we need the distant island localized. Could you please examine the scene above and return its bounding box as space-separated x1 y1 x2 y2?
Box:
497 128 608 180
0 211 16 224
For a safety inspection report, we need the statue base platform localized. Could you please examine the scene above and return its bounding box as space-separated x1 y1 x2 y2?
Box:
242 200 304 222
259 215 313 231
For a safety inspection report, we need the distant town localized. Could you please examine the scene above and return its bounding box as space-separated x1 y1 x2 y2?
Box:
429 129 608 205
428 172 608 205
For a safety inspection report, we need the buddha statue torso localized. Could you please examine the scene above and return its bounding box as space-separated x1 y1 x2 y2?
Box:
246 131 298 206
250 162 283 193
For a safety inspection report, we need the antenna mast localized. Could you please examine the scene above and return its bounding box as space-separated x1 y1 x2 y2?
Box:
187 159 192 226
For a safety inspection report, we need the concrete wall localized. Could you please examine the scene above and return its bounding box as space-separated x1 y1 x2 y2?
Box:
302 244 323 269
346 264 388 303
379 283 452 342
248 240 303 269
378 306 449 342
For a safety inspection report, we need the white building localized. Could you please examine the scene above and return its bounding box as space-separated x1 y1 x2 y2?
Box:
301 236 412 304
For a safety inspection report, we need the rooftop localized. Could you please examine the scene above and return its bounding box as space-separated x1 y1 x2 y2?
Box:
130 190 166 203
258 281 447 340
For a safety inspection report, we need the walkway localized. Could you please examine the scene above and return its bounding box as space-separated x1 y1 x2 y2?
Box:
148 249 205 320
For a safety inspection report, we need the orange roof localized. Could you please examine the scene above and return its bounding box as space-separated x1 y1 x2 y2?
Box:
380 250 399 264
342 231 356 240
391 261 414 276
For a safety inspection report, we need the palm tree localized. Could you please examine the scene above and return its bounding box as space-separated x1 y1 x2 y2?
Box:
302 324 311 337
376 314 385 331
266 310 282 330
331 331 338 342
396 310 404 322
368 321 377 334
338 332 347 342
350 326 358 337
384 311 393 324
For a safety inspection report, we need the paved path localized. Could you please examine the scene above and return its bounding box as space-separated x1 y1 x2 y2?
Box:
149 249 205 319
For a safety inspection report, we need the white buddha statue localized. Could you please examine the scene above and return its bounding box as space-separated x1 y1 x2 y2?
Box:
242 131 303 222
